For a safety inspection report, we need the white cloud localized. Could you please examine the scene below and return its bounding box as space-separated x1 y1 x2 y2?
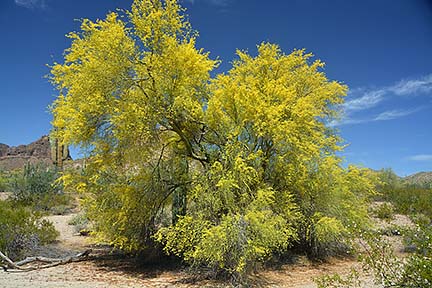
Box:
14 0 46 9
344 89 386 112
407 154 432 161
328 117 367 127
391 74 432 96
330 108 418 126
373 109 418 121
334 74 432 126
345 74 432 113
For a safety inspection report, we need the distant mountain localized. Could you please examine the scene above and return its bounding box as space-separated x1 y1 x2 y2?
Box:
403 172 432 187
0 136 53 170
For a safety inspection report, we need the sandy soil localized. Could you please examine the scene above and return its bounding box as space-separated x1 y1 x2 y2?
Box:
0 204 411 288
0 193 11 201
45 214 89 250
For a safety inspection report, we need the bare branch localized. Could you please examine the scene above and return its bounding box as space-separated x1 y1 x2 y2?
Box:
1 250 92 272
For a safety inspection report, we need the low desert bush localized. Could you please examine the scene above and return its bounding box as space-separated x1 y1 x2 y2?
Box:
9 163 60 203
315 268 361 288
375 169 432 219
388 186 432 218
315 220 432 288
0 201 58 260
68 213 90 234
373 202 394 221
0 170 8 192
9 163 73 213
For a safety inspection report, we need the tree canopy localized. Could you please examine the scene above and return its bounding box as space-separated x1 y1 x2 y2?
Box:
50 0 375 279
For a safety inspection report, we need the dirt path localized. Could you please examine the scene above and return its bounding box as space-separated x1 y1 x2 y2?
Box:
45 214 88 251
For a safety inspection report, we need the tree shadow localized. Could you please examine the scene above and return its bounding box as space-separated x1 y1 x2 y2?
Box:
87 246 187 281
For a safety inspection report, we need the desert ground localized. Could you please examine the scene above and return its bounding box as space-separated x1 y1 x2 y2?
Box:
1 204 410 288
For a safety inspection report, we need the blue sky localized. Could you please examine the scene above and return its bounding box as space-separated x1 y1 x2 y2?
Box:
0 0 431 176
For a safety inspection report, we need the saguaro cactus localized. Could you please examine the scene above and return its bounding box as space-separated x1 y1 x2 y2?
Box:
50 135 71 170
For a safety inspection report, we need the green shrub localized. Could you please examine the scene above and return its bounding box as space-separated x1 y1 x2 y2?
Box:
8 163 73 213
401 256 432 287
313 169 432 288
68 213 90 234
403 219 432 257
375 169 432 219
315 221 432 288
375 168 402 195
314 229 404 287
0 201 58 260
373 202 394 221
0 170 8 192
315 268 361 288
385 186 432 218
10 163 60 203
35 192 73 215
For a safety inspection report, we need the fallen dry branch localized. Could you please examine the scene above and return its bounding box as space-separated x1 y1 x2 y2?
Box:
1 249 92 272
0 251 22 271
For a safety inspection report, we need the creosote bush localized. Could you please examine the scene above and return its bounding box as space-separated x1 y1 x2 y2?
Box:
49 0 375 282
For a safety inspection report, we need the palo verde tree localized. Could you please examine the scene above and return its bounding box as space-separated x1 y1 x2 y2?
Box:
50 0 374 280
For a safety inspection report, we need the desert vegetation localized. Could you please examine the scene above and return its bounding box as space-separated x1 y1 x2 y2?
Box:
315 169 432 287
1 0 431 287
0 165 61 261
47 0 376 283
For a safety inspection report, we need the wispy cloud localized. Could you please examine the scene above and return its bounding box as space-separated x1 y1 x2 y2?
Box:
373 109 419 121
14 0 46 9
330 108 418 126
344 74 432 113
407 154 432 161
344 89 386 112
391 74 432 96
332 74 432 126
329 117 367 126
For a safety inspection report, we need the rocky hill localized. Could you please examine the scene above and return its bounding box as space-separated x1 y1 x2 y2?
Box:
403 172 432 187
0 136 53 170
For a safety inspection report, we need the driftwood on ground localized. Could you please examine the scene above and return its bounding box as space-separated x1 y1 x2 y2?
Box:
0 249 92 272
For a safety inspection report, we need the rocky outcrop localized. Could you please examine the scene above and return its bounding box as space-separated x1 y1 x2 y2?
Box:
3 136 51 158
404 172 432 188
0 136 55 170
